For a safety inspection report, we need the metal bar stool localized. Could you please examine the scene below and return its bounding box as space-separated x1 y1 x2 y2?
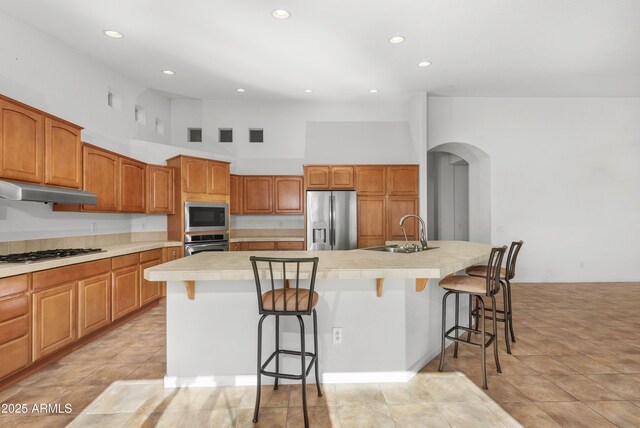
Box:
250 256 322 428
438 246 507 390
466 240 524 353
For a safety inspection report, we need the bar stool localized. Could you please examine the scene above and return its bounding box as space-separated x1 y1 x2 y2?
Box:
250 256 322 428
438 246 507 390
466 240 524 354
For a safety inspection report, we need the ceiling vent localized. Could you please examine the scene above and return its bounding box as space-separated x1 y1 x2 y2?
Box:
249 128 264 143
219 128 233 143
188 128 202 143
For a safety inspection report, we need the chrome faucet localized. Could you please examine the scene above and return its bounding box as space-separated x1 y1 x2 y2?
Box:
398 214 429 250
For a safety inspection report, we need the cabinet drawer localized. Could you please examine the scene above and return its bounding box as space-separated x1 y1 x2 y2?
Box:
33 259 110 290
140 249 163 263
245 241 276 250
112 253 140 269
0 294 29 322
0 314 29 345
0 274 29 298
276 241 305 250
0 336 30 379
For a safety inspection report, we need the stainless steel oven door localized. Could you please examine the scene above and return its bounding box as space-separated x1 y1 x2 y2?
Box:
184 202 228 232
184 241 229 256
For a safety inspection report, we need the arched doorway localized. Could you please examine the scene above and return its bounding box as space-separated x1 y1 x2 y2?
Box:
427 142 491 243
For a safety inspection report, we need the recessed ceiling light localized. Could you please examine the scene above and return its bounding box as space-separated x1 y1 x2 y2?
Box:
418 61 432 67
103 30 124 39
304 89 313 93
388 35 405 44
369 89 379 94
161 70 175 75
272 9 290 20
236 88 246 93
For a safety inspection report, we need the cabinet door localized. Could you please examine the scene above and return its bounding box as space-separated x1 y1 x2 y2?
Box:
32 282 76 361
147 165 174 214
229 242 241 251
140 259 162 306
120 158 146 213
330 166 355 189
355 166 386 195
44 118 82 188
357 196 386 248
112 265 140 321
229 175 243 214
82 145 119 212
245 241 276 250
182 157 207 193
163 247 183 262
304 166 330 189
386 197 419 241
207 161 230 195
77 273 111 338
275 241 305 250
0 100 44 183
274 176 304 214
243 176 274 214
387 165 419 196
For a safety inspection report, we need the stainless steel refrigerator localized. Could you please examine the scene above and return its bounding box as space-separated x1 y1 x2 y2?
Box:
306 190 357 251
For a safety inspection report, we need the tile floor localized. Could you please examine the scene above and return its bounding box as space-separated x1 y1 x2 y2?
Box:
2 282 640 427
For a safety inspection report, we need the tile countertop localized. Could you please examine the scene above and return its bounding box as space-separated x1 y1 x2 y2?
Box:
228 236 305 243
0 241 182 279
145 240 492 282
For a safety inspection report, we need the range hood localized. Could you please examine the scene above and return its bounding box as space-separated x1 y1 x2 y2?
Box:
0 180 97 205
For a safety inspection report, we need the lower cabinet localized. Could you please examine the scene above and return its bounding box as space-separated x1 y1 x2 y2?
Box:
77 273 111 338
231 241 305 251
0 274 30 378
112 265 140 321
140 249 163 306
32 282 76 361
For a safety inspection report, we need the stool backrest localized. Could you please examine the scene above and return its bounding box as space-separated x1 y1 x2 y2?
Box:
486 246 507 296
250 256 319 315
505 240 524 280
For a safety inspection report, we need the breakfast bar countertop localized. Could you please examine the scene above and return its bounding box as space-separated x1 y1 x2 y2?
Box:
145 240 492 282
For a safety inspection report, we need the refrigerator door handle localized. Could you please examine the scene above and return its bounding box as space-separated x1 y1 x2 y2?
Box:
330 194 336 247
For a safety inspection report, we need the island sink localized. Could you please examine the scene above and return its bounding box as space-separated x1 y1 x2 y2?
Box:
364 244 438 253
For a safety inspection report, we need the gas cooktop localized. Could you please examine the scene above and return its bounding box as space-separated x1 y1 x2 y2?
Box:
0 248 105 264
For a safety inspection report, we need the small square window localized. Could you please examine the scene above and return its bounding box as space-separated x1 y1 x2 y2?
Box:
134 105 146 125
107 89 122 110
249 128 264 143
188 128 203 143
155 119 165 136
219 128 233 143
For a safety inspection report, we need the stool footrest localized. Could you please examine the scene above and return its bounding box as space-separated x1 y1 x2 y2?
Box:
444 325 495 348
260 349 317 380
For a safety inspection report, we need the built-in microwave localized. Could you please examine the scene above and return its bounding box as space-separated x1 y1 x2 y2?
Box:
184 202 228 232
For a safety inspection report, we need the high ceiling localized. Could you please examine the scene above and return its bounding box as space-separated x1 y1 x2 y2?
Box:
1 0 639 101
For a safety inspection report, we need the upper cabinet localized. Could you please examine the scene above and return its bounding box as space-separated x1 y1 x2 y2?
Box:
44 118 82 188
207 161 230 195
147 165 174 214
387 165 419 196
82 144 120 212
229 175 242 214
304 165 354 190
243 176 274 214
181 156 207 193
231 175 304 215
355 166 386 196
274 176 304 214
0 95 82 187
119 157 146 213
169 155 230 196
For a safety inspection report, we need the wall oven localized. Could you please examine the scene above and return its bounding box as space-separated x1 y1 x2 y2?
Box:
184 233 229 256
184 202 228 232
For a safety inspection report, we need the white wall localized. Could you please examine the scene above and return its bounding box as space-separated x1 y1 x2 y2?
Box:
428 97 640 282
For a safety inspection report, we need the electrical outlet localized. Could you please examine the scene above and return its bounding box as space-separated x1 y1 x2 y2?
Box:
332 327 343 344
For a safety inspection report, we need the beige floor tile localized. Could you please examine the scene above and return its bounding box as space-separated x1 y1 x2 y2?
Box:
548 375 623 401
535 401 617 427
288 383 337 407
552 354 617 374
16 414 75 428
585 354 640 373
388 403 450 428
585 401 640 427
501 375 576 402
561 338 615 355
517 355 578 375
0 385 22 402
483 376 530 402
0 387 66 407
587 374 640 400
67 413 134 427
337 404 395 428
84 382 163 414
114 346 162 363
498 402 561 428
334 383 386 406
126 363 166 380
122 410 185 428
286 405 340 428
234 407 288 427
379 379 432 405
439 402 509 428
417 373 488 403
0 414 25 428
75 364 140 386
56 385 107 414
493 354 539 376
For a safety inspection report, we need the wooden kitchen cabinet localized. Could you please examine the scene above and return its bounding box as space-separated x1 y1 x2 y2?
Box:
207 160 230 195
274 176 304 214
146 165 174 214
386 196 419 241
0 99 44 184
182 156 207 193
163 247 183 262
357 196 386 248
32 282 76 361
82 144 120 212
229 242 241 251
304 165 330 189
119 157 146 213
387 165 419 196
111 254 140 321
244 241 276 250
276 241 305 250
330 165 355 189
0 274 30 379
243 176 274 214
140 249 163 306
230 175 242 214
44 118 82 188
355 166 386 195
77 273 111 338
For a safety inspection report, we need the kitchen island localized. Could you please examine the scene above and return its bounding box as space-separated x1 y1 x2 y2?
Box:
145 240 492 387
